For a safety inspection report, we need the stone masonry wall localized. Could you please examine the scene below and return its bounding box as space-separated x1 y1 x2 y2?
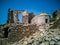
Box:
8 24 38 43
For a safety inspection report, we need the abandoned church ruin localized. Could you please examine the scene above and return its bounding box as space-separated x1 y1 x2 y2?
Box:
7 9 50 29
0 8 50 41
0 9 60 45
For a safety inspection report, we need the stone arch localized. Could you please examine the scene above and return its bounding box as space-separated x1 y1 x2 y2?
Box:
18 13 22 22
13 10 29 24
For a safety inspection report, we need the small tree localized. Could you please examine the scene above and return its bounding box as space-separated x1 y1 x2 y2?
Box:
52 10 57 21
52 11 57 18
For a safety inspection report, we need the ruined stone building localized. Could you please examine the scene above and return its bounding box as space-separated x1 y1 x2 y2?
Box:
0 9 60 45
7 9 50 28
0 8 50 40
7 8 35 26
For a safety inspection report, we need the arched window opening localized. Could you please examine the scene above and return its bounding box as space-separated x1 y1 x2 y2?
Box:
45 19 48 23
18 13 22 23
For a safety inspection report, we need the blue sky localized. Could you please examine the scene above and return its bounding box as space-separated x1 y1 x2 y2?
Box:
0 0 60 24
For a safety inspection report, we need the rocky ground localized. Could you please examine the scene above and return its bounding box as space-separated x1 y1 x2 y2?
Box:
9 29 60 45
0 24 60 45
0 29 60 45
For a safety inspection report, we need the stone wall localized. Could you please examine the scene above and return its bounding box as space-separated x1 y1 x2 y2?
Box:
7 9 29 26
7 9 14 23
7 24 38 43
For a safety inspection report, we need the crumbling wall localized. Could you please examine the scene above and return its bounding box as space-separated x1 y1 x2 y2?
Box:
7 9 29 26
28 12 35 23
7 9 14 23
8 24 38 43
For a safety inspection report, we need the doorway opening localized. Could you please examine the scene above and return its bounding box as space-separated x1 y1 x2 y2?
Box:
3 27 9 38
45 19 48 23
18 13 22 23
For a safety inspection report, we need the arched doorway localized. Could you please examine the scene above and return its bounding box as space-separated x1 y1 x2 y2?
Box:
45 19 48 23
18 13 22 23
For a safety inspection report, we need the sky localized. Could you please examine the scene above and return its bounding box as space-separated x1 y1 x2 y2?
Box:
0 0 60 25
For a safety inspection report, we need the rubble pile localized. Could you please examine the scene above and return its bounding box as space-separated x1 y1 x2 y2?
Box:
10 29 60 45
0 24 60 45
